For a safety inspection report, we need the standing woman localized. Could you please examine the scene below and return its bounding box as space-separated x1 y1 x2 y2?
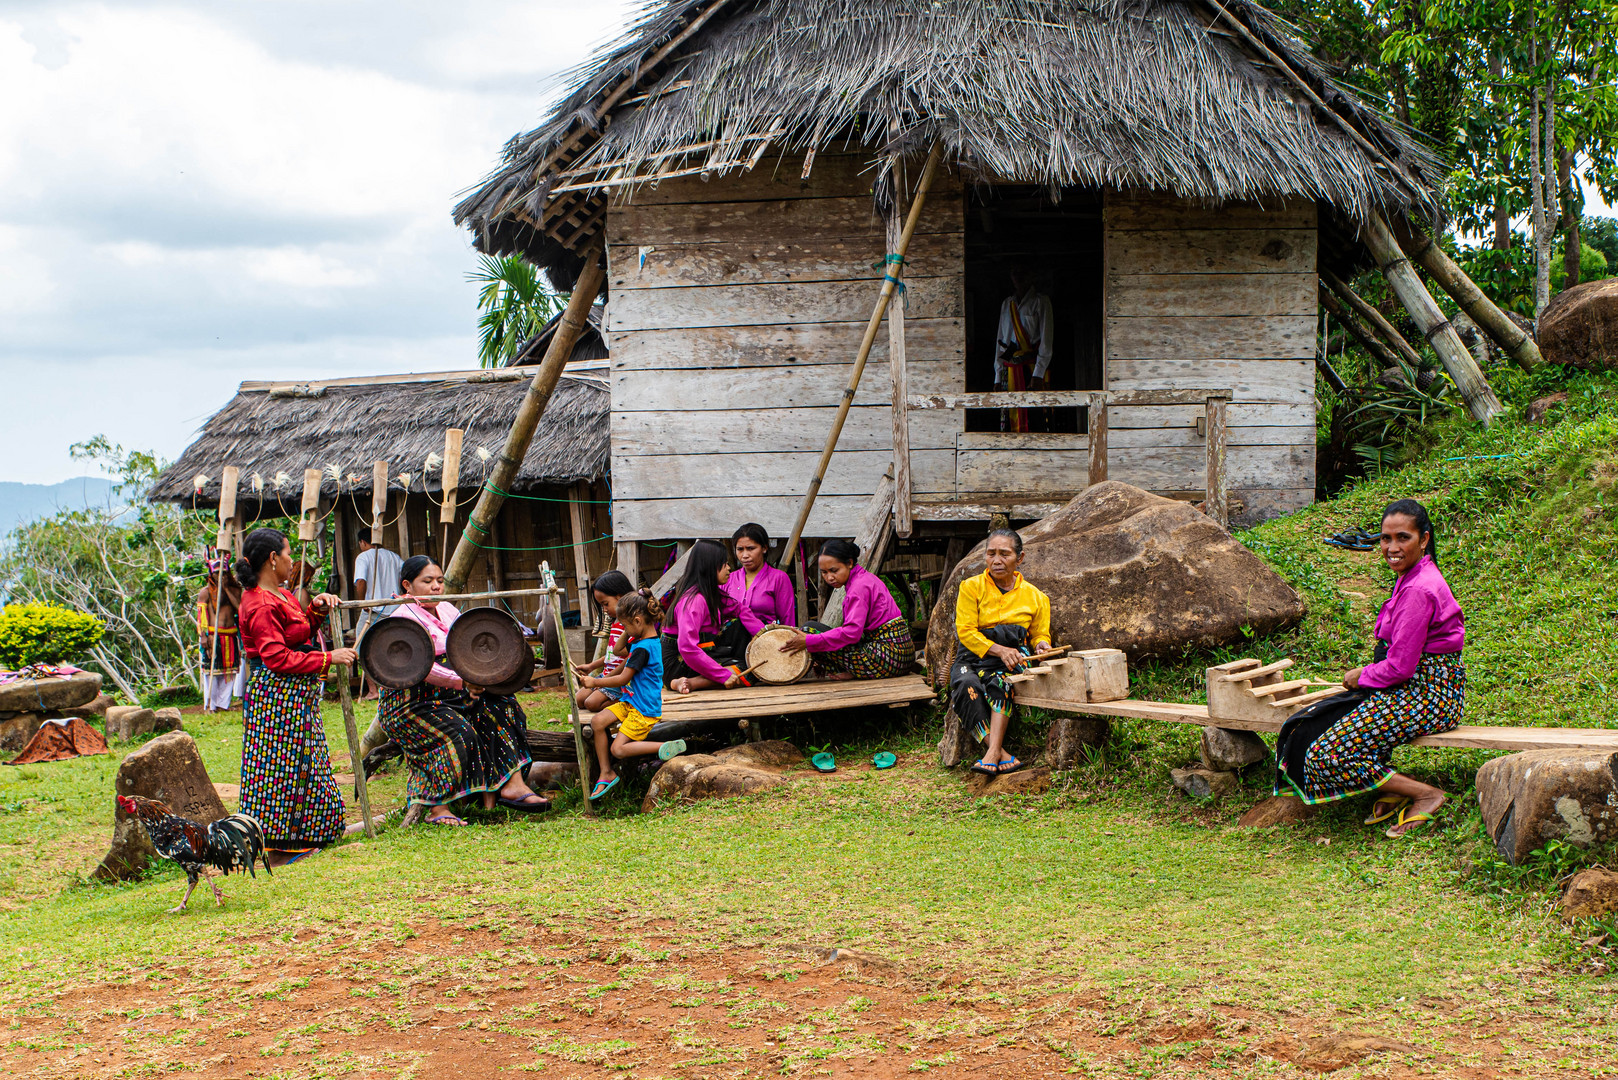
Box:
235 527 356 867
777 539 913 681
664 539 764 693
724 523 796 628
377 556 547 826
1283 500 1464 837
947 528 1051 775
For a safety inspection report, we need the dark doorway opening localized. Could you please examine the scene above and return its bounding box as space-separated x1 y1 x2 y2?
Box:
963 186 1104 433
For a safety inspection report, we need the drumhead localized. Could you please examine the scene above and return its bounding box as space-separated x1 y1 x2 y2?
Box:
745 625 811 685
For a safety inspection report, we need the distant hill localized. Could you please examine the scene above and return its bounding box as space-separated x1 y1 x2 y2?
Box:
0 477 118 535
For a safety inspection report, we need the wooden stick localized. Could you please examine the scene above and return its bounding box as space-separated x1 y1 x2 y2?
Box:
440 430 462 566
1394 224 1540 371
445 244 606 592
326 607 376 839
334 586 560 611
1321 269 1426 371
781 143 943 567
1318 286 1402 371
1215 657 1294 683
884 149 914 540
1363 212 1503 423
543 562 592 817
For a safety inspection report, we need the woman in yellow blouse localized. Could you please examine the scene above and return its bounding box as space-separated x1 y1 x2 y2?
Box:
950 528 1051 775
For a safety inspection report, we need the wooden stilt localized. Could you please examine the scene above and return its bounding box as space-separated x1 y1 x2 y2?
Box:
568 483 593 622
615 540 640 587
1204 395 1229 528
1086 393 1109 486
884 159 914 539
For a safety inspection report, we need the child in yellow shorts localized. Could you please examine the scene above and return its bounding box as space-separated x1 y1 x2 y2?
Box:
579 592 686 800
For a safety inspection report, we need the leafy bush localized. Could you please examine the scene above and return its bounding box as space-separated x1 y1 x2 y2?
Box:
139 684 202 709
0 603 105 670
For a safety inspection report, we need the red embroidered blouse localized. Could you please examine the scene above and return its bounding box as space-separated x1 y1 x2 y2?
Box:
239 587 329 675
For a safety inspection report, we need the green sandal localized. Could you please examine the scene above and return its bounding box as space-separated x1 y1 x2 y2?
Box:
872 752 897 770
811 752 837 773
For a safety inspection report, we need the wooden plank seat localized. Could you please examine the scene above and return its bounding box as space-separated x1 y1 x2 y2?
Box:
1010 694 1618 752
656 674 936 723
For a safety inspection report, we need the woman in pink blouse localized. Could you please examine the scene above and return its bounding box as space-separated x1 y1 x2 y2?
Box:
1279 500 1464 837
724 523 796 628
664 540 765 693
778 539 913 681
376 556 548 825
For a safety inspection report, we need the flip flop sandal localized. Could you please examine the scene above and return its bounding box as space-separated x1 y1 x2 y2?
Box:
872 752 897 770
589 776 620 801
1364 796 1411 826
811 752 837 773
496 795 551 814
426 814 469 827
658 738 688 761
970 758 998 775
996 756 1025 774
1385 808 1435 839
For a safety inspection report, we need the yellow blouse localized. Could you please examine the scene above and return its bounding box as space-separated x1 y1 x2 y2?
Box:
955 570 1052 657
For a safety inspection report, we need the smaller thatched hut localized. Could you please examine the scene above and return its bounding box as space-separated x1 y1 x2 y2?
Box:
150 363 611 626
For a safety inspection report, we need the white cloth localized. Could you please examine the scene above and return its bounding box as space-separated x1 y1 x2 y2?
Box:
202 667 245 711
994 291 1055 384
353 546 403 617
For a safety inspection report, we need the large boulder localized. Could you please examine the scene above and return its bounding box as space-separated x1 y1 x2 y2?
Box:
641 740 802 812
925 482 1307 677
0 671 102 713
105 706 157 742
1476 749 1618 865
1540 277 1618 370
1201 728 1269 771
0 712 45 751
92 731 228 881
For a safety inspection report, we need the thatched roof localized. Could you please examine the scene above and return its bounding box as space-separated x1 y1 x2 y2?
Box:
149 365 609 509
455 0 1445 283
504 304 609 368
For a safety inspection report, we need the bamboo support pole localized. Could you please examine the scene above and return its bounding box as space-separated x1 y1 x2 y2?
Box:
1318 287 1402 371
781 143 942 566
1395 224 1541 371
445 242 607 592
326 607 376 839
884 151 914 539
1364 212 1503 423
333 586 560 611
1321 269 1425 370
543 562 593 817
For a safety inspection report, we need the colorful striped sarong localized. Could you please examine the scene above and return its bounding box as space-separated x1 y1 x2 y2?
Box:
240 661 345 849
377 685 531 807
812 616 914 681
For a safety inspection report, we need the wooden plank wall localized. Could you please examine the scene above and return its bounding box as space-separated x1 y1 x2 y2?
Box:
1105 191 1318 523
606 153 966 540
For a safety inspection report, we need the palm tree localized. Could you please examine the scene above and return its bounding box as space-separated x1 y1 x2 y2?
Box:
467 255 566 368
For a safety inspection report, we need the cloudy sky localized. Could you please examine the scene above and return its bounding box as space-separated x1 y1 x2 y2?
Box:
2 0 638 484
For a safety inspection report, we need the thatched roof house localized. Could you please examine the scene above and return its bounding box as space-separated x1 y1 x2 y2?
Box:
151 364 612 621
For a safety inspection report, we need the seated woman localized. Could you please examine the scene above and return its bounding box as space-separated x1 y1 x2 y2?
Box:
724 523 796 628
664 539 765 693
1279 499 1464 838
946 528 1051 775
778 539 913 682
376 556 549 826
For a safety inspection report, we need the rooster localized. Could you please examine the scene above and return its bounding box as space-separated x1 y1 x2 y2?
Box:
115 795 270 913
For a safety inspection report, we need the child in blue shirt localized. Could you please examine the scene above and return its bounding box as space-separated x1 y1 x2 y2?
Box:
578 591 687 800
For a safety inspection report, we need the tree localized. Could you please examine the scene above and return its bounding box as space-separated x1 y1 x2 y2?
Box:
468 255 566 368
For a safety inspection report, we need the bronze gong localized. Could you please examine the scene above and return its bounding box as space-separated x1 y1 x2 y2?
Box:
359 617 435 689
445 607 527 688
483 643 536 695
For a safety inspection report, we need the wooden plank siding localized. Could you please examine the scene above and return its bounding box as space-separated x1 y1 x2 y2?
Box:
607 154 967 540
1104 191 1318 521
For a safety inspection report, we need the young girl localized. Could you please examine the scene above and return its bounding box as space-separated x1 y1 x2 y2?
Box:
572 570 636 713
579 592 686 800
664 538 764 694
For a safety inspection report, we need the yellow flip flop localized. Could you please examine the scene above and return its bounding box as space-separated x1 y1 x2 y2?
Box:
1385 807 1435 839
1364 796 1410 826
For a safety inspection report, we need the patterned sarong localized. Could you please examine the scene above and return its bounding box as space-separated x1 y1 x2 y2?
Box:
812 616 914 680
948 624 1029 743
240 661 345 848
377 684 531 807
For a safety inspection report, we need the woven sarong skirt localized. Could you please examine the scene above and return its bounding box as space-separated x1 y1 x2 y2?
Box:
377 684 531 807
812 616 914 680
240 662 345 849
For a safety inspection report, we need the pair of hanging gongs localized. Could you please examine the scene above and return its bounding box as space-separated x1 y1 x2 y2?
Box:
359 607 534 693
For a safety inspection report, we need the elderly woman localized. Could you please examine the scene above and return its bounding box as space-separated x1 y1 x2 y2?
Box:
236 527 357 867
777 539 913 681
724 523 796 628
948 528 1051 776
1276 499 1464 837
377 556 548 825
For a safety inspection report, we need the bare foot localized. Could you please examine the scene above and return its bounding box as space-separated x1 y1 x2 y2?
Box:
1387 792 1447 837
824 671 856 682
673 677 692 695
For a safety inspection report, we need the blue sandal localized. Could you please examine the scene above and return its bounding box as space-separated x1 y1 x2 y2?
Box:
996 756 1024 774
970 758 998 775
589 775 620 801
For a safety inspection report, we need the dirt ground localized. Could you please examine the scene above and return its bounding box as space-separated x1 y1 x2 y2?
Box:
0 919 1585 1079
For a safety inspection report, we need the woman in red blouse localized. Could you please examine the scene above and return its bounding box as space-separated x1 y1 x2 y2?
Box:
236 527 357 866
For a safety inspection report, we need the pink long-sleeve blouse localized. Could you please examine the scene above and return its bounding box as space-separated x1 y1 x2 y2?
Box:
663 589 764 684
1358 555 1464 689
807 566 903 653
722 563 796 628
388 600 465 689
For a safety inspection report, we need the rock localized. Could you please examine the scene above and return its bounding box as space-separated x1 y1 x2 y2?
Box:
924 482 1307 678
0 712 45 751
92 731 228 881
0 671 103 713
1539 277 1618 370
1476 749 1618 865
152 707 184 733
104 706 157 742
964 765 1052 797
61 692 115 720
1200 727 1269 771
1525 391 1569 424
1171 766 1239 800
1559 869 1618 921
1238 795 1316 827
641 740 802 812
525 760 578 791
1045 717 1109 770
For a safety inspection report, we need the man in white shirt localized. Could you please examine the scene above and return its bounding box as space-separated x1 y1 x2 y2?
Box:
352 529 403 618
995 268 1055 433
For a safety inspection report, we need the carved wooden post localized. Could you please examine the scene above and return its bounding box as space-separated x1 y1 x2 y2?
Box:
1087 393 1109 486
440 429 463 566
1204 394 1229 529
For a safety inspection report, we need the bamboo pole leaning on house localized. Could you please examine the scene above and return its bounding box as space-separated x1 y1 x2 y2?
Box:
1320 269 1426 371
884 147 914 539
445 242 607 592
1363 213 1504 423
781 143 943 566
1393 224 1541 371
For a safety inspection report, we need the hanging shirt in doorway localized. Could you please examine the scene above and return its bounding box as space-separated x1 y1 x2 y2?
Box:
994 292 1054 386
